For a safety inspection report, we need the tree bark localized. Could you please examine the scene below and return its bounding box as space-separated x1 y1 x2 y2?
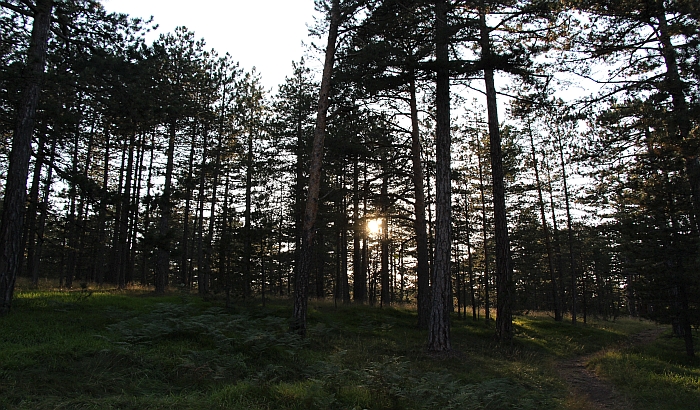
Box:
555 129 577 325
409 76 431 329
155 121 177 294
528 126 561 321
477 138 491 321
428 0 452 352
0 0 53 313
352 156 366 302
480 11 513 343
292 0 341 336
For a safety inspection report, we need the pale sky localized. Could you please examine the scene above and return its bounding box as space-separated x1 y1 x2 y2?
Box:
102 0 318 91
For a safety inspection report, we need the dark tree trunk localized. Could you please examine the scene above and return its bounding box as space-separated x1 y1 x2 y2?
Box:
428 0 452 352
92 130 110 285
29 138 56 286
464 195 477 321
155 121 177 294
352 156 366 303
21 133 46 280
292 0 341 336
555 131 577 325
181 125 197 288
380 157 390 307
480 11 513 343
140 135 155 285
0 0 53 311
118 132 136 288
528 127 562 321
409 76 431 328
243 121 254 299
477 140 490 321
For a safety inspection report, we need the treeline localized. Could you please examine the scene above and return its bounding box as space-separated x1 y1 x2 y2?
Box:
0 0 697 355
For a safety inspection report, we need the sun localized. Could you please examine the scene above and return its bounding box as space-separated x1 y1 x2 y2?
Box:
367 218 382 236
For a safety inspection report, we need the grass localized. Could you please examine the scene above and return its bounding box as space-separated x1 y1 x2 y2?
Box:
588 330 700 410
0 284 696 409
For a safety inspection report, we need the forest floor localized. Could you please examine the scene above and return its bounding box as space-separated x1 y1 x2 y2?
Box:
0 284 698 409
555 326 666 409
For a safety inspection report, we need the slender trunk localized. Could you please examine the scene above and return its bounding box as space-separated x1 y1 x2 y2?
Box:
29 138 56 286
292 0 340 336
140 135 155 285
65 131 80 288
410 76 431 328
220 174 231 299
465 195 477 320
156 121 177 294
529 126 562 321
428 0 452 352
555 131 577 324
118 132 136 288
128 133 146 285
202 134 221 295
380 158 390 307
480 11 513 343
352 156 366 302
181 122 198 287
93 131 110 285
341 184 350 304
477 141 490 321
109 144 126 285
244 122 254 299
22 133 45 279
195 131 207 294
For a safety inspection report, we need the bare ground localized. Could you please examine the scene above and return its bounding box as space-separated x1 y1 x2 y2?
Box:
555 326 666 410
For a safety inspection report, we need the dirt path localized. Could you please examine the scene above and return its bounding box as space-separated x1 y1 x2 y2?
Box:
555 326 666 410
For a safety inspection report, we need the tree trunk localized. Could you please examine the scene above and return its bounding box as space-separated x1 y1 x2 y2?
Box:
428 0 452 352
380 156 390 307
0 0 53 311
555 130 577 325
464 194 477 320
180 124 197 288
29 138 56 286
352 156 366 303
155 121 177 294
21 132 45 279
528 126 562 321
409 76 431 328
480 11 513 343
292 0 341 336
477 140 490 321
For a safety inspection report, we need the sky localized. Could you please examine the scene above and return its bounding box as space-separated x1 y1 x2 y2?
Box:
102 0 319 92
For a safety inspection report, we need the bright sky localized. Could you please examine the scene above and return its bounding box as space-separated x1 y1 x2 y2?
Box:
102 0 318 92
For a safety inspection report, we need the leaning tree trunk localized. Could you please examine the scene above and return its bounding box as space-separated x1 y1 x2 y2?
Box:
428 0 452 352
480 11 514 343
0 0 53 314
292 0 340 336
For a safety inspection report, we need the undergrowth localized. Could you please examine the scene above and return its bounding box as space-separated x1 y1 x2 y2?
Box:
0 287 693 409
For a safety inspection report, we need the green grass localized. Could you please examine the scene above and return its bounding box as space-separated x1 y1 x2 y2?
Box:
588 330 700 410
0 286 696 409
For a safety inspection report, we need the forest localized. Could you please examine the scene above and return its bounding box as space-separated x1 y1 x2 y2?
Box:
0 1 699 404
